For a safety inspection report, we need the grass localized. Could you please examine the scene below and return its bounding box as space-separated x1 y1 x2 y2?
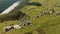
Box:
0 0 60 34
0 20 19 34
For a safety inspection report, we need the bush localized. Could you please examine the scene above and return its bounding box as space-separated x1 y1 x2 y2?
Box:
28 2 42 6
0 10 25 22
24 32 32 34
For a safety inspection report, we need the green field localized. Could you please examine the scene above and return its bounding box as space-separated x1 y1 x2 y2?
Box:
0 0 60 34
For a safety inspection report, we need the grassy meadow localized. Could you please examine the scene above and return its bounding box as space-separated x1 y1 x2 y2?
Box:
0 0 60 34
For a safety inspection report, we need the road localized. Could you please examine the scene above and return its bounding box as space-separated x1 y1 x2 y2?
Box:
0 1 20 15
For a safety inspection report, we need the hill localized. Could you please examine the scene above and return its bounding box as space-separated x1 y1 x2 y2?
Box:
0 0 60 34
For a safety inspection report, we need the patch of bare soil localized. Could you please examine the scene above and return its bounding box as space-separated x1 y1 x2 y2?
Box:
36 28 46 34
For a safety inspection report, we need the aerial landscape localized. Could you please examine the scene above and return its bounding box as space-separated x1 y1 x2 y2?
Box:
0 0 60 34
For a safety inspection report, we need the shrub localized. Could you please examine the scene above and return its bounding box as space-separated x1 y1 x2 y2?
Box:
0 10 25 22
24 32 32 34
28 2 42 6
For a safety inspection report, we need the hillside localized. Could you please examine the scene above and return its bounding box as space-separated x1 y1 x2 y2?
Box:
0 0 60 34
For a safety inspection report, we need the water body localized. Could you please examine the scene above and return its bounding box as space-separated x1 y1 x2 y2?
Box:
0 1 20 15
0 0 20 13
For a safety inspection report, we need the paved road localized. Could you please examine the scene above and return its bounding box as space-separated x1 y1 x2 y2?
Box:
0 1 20 15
